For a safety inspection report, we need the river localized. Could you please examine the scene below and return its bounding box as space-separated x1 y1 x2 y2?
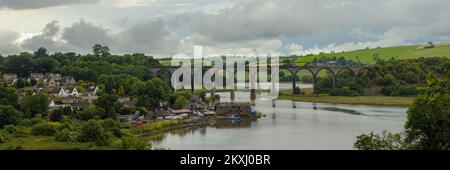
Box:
151 89 408 150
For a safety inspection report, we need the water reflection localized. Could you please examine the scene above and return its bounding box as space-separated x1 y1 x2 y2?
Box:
151 92 408 150
215 118 252 128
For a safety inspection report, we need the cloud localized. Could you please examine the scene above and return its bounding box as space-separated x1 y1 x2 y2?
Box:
1 0 450 56
0 0 100 10
0 29 21 55
61 19 113 52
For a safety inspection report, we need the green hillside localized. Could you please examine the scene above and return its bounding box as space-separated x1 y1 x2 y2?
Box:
294 43 450 65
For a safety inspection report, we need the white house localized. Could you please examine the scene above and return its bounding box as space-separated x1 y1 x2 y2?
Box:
58 88 69 97
67 87 80 97
85 86 98 96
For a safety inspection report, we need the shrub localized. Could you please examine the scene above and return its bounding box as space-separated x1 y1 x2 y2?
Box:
354 131 407 150
330 87 360 96
55 129 79 142
31 123 57 136
0 133 5 144
58 121 76 131
120 136 148 150
4 124 17 134
14 126 29 137
49 110 64 122
0 105 23 128
293 87 302 95
79 120 110 146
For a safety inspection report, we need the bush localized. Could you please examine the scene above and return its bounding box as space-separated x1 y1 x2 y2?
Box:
120 136 149 150
0 133 5 144
4 124 17 134
382 85 418 96
58 121 76 131
49 110 64 122
330 87 360 96
31 123 57 136
0 105 23 128
354 131 407 150
13 126 29 137
293 87 302 95
78 105 104 121
79 120 110 146
101 118 122 138
55 129 79 142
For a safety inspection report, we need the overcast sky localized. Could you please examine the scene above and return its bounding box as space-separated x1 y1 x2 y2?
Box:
0 0 449 56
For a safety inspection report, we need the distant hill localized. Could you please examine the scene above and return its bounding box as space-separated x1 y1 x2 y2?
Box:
294 43 450 65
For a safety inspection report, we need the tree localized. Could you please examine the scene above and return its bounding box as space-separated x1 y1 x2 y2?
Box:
0 105 23 128
173 96 188 109
354 131 407 150
354 72 450 150
49 109 64 122
94 94 122 119
405 90 450 150
0 87 18 106
15 79 26 88
117 86 125 97
33 47 48 58
4 53 36 77
79 119 110 146
31 123 57 136
35 57 59 73
78 105 105 121
92 44 111 57
20 93 49 117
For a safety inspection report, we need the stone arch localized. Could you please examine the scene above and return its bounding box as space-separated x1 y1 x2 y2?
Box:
292 68 315 94
355 67 372 78
313 67 336 93
335 67 357 88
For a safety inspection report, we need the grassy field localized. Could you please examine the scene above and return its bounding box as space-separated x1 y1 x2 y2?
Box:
294 43 450 65
0 135 105 150
277 89 414 106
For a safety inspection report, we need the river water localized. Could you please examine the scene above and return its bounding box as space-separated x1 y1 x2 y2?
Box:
152 88 408 150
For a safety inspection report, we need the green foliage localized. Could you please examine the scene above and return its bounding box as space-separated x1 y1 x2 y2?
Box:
120 136 149 150
0 87 18 106
20 93 49 118
3 125 17 134
79 120 110 146
78 105 105 121
4 53 36 77
49 110 64 122
295 43 450 65
173 96 188 109
354 131 408 150
355 73 450 150
31 123 57 136
117 86 125 97
293 87 302 95
405 93 450 150
55 129 79 142
0 133 4 144
92 44 111 57
94 94 122 119
329 87 360 96
101 118 122 138
33 47 48 58
0 105 23 128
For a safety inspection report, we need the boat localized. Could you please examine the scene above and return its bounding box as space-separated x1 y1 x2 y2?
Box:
203 110 216 116
193 110 204 117
227 115 241 120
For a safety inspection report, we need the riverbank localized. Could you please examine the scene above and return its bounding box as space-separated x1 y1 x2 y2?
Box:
277 94 414 106
137 118 209 138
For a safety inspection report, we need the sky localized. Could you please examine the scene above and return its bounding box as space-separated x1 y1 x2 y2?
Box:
0 0 449 57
